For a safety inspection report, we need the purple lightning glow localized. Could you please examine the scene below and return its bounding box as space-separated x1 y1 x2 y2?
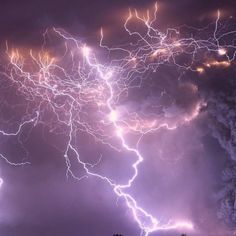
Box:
0 3 236 236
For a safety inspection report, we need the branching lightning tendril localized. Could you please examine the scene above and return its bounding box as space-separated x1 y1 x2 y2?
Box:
0 3 236 236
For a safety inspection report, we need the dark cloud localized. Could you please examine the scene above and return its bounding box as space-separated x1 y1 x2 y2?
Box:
197 65 236 228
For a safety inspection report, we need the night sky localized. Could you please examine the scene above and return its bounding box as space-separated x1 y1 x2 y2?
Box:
0 0 236 236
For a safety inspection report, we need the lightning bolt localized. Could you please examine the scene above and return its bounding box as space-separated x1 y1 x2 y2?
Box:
0 3 235 236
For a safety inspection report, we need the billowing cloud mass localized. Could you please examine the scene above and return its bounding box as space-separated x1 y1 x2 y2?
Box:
200 72 236 227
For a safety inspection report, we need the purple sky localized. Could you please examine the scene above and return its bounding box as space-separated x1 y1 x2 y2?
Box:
0 1 236 236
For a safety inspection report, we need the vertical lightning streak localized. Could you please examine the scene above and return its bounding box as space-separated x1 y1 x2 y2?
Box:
71 44 194 235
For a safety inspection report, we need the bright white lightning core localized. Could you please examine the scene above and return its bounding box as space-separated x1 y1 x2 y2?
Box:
0 3 236 236
82 45 91 57
109 110 118 122
218 48 227 56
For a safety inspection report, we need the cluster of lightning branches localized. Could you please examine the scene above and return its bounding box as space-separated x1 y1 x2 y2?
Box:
0 3 236 236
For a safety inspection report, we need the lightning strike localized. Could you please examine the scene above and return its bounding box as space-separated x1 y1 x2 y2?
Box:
0 3 235 236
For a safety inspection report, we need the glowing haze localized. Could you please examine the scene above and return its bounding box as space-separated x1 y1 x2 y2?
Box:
0 1 236 236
